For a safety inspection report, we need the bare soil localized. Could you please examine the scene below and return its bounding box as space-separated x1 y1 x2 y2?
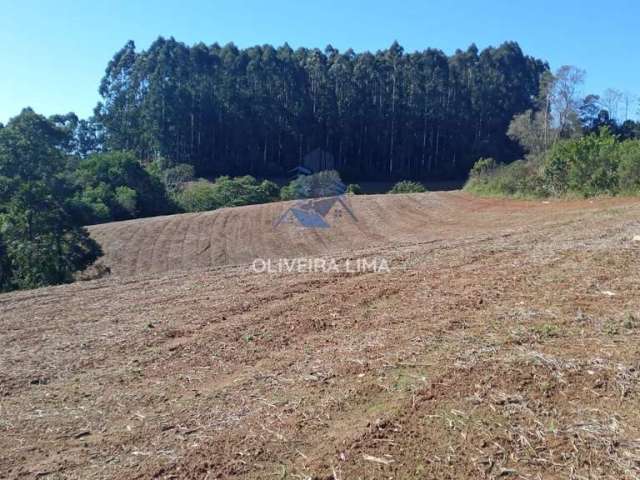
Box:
2 191 640 479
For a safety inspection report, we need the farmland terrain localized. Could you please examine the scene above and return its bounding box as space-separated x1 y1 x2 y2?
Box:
2 192 640 479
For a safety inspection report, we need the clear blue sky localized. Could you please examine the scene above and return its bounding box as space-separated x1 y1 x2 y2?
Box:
1 0 638 123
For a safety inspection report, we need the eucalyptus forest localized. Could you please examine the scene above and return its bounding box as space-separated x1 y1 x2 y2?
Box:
1 37 639 292
95 39 548 179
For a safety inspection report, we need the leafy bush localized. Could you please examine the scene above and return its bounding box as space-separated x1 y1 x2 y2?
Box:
464 159 545 197
466 129 640 198
72 151 173 223
73 183 112 222
280 170 345 200
614 141 640 194
0 181 102 291
346 183 363 195
163 163 195 191
212 176 279 207
279 182 298 201
388 180 426 194
175 176 279 213
469 158 497 178
258 179 280 200
174 180 219 212
114 186 138 216
543 128 618 197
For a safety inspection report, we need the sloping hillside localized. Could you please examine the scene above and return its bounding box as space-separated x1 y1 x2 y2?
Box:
89 191 627 277
2 193 640 479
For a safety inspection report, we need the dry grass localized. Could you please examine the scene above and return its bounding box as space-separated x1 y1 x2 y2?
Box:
1 192 640 478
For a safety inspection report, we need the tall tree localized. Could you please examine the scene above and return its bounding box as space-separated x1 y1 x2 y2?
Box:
552 66 585 138
0 109 102 292
96 39 548 180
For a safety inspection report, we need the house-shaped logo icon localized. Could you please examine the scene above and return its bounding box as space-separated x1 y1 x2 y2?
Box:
276 156 356 229
274 194 357 229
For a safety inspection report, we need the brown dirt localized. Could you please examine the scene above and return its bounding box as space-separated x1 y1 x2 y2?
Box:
2 191 640 479
89 191 618 278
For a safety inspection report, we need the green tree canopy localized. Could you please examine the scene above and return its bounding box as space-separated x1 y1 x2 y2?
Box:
0 108 68 181
175 176 279 213
1 182 102 290
96 39 548 180
72 151 173 223
0 109 103 292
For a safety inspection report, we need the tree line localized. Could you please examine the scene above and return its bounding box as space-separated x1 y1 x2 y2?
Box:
465 66 640 198
0 110 103 291
3 38 640 293
94 38 549 180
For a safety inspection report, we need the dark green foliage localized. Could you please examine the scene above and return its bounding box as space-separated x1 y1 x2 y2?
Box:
280 171 345 200
0 109 103 292
466 129 640 198
175 176 279 213
71 151 173 223
0 108 68 181
469 158 498 178
388 181 427 194
96 39 548 180
145 158 196 192
619 120 640 141
464 159 545 197
617 142 640 193
207 176 279 207
543 128 618 196
173 181 219 212
258 179 280 201
163 163 195 191
73 117 104 157
0 235 10 291
0 182 102 290
279 182 298 201
113 186 138 216
581 105 640 141
346 184 363 195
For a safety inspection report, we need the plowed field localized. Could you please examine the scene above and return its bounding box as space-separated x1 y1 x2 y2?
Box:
2 192 640 479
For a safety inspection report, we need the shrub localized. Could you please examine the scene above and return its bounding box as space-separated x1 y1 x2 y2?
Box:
466 129 640 199
388 180 426 194
617 141 640 194
74 183 112 223
163 163 195 191
0 181 102 291
174 180 219 212
175 176 279 213
464 158 545 198
257 179 280 200
279 182 297 201
280 170 346 200
469 157 497 178
543 128 618 197
113 186 138 217
346 183 363 195
73 151 173 222
213 176 278 207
